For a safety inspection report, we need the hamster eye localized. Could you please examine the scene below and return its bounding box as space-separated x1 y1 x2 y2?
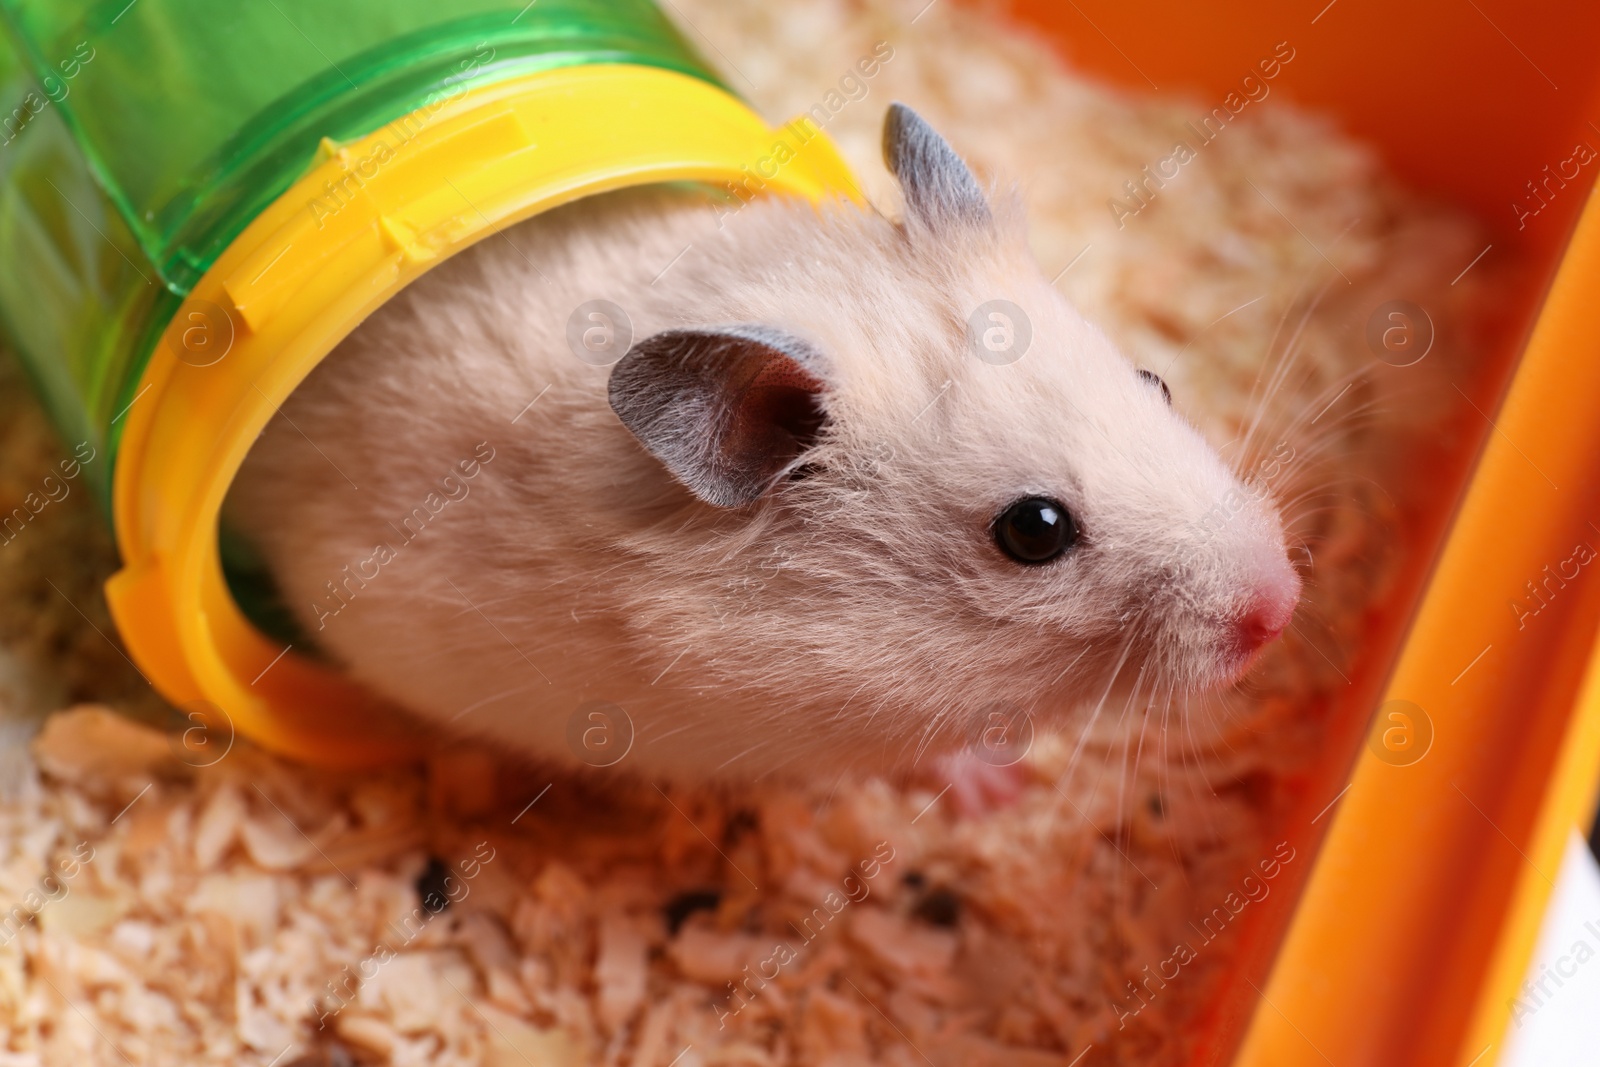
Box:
994 497 1079 565
1137 368 1172 405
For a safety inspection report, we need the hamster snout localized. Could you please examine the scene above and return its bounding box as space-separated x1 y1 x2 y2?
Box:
1225 557 1302 675
1184 477 1303 684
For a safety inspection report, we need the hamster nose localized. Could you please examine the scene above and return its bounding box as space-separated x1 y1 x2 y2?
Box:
1233 577 1299 653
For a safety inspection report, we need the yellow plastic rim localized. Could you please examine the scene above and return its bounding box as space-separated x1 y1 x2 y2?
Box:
105 63 863 767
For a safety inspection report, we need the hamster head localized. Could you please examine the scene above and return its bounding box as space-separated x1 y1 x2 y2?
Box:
605 104 1300 772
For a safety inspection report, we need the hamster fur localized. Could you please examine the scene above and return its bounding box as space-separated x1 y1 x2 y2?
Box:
226 105 1300 781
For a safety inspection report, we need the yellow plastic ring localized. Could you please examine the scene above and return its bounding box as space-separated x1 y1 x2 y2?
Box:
105 63 863 767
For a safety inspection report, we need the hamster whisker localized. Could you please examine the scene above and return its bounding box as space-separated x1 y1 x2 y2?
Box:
1281 504 1367 534
908 704 953 766
1238 270 1340 465
1051 610 1147 819
1157 682 1201 888
1156 293 1269 380
1238 367 1372 484
1116 665 1159 886
1251 366 1385 468
1252 397 1368 474
1275 485 1356 521
1238 261 1322 435
1169 690 1223 847
710 734 778 776
447 682 540 723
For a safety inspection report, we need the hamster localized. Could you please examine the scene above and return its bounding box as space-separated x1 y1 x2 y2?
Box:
225 104 1300 781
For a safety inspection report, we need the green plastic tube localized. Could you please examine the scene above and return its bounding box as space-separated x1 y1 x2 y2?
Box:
0 0 722 507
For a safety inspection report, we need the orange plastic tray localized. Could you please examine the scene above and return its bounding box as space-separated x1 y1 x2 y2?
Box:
993 2 1600 1064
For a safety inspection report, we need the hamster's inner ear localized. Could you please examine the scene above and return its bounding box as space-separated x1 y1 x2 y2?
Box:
608 325 829 508
882 102 992 229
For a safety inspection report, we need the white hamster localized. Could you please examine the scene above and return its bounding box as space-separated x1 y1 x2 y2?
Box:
226 104 1300 781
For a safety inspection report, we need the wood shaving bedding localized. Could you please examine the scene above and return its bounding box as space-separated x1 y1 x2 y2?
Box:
0 0 1499 1064
0 706 1278 1067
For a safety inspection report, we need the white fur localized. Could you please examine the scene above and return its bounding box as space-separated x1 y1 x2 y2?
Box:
227 177 1297 781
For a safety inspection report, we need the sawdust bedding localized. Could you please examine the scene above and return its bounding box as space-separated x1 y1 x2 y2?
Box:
0 0 1497 1064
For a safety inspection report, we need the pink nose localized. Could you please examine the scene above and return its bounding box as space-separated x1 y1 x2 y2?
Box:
1234 585 1297 655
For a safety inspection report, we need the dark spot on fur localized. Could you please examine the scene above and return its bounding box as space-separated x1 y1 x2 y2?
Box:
416 856 452 914
1216 770 1274 808
787 461 824 482
285 1037 360 1067
663 889 722 935
911 885 962 927
724 808 759 844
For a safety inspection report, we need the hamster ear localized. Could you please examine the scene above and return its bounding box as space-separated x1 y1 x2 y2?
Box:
608 326 829 508
882 102 992 229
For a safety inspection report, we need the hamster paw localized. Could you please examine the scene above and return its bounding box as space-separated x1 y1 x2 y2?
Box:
925 750 1029 819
